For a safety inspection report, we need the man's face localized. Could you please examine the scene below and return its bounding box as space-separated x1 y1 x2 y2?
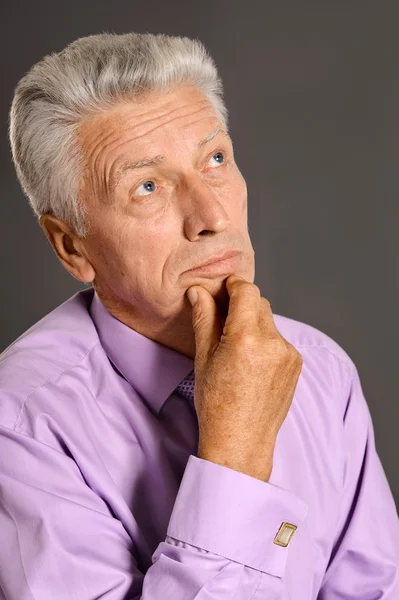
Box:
78 85 255 330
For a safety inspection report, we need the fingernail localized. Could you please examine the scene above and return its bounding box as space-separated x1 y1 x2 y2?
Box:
187 288 198 306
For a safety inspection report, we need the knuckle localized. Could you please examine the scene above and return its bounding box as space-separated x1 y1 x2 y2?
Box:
265 334 288 358
296 351 304 367
268 332 284 346
287 344 304 367
279 339 300 363
260 296 271 307
236 281 260 296
287 342 300 357
236 331 259 348
285 341 297 354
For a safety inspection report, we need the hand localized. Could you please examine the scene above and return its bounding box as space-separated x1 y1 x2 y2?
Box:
187 275 303 482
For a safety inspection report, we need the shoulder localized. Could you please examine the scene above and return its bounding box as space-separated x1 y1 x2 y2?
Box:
272 313 361 424
273 312 355 381
0 288 100 431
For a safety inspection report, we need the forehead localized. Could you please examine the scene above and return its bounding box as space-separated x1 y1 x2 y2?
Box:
110 123 226 191
78 86 227 196
79 85 218 148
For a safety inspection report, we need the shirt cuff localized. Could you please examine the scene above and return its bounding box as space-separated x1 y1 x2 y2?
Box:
167 454 308 577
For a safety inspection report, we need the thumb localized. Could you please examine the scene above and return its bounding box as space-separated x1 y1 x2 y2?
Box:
187 286 223 358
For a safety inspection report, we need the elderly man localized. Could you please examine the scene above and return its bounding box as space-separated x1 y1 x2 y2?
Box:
0 31 398 600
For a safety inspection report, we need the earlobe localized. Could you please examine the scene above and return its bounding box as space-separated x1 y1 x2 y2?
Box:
63 250 96 284
39 214 95 283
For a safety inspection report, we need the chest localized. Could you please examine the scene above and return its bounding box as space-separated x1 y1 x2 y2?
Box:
73 377 343 593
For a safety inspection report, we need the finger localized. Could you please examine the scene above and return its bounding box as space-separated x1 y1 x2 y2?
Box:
258 296 281 337
224 275 261 334
188 285 224 359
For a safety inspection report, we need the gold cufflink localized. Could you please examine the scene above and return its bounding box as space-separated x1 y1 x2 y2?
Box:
273 522 297 547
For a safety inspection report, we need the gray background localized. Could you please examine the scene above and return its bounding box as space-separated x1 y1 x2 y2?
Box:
1 2 398 508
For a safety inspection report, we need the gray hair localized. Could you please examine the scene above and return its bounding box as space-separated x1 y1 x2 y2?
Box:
8 32 229 238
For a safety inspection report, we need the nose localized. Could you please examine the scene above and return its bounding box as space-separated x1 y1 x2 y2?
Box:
182 178 230 240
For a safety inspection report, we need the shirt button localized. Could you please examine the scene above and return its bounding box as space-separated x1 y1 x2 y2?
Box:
273 522 297 547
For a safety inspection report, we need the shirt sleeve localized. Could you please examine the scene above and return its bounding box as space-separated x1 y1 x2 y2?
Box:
0 423 308 600
318 362 399 598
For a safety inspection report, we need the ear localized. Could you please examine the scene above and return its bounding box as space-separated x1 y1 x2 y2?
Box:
39 214 95 283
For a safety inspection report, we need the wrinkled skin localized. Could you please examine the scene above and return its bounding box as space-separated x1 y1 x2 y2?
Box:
40 85 255 359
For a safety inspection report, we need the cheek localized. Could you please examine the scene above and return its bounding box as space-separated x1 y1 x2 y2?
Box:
222 173 247 220
234 173 248 217
86 217 132 274
134 245 163 274
222 164 247 196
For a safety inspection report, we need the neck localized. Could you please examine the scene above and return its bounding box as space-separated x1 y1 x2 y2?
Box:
95 289 197 359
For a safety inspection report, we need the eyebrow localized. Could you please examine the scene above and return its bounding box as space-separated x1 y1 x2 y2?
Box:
108 125 227 195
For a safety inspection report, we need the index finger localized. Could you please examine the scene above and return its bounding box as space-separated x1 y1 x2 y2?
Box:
224 274 261 334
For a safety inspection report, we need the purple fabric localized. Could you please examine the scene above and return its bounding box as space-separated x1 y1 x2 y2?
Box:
0 286 398 599
175 368 195 403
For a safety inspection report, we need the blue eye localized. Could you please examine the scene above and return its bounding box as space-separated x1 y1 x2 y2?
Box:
209 151 225 166
135 152 225 196
139 179 155 193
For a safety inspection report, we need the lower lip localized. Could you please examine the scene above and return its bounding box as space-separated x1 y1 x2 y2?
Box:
186 253 241 276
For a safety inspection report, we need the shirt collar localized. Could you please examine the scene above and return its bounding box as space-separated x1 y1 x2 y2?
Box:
89 288 194 416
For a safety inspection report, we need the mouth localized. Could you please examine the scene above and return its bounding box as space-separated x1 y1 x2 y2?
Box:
185 251 241 276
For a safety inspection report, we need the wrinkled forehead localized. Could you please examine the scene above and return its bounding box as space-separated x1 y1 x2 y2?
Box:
76 86 226 200
78 85 217 145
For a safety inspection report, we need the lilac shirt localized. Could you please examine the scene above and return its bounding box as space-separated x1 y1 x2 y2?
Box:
0 286 398 599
